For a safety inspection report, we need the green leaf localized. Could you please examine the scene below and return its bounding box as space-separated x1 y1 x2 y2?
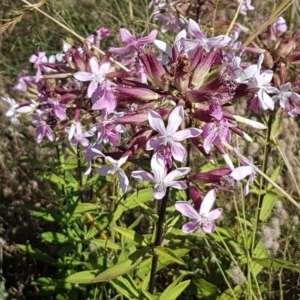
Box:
251 241 269 276
42 173 66 188
73 203 98 214
194 278 217 298
259 192 278 221
113 188 153 222
40 232 69 244
92 248 147 283
29 207 55 222
155 246 185 265
159 276 190 300
111 275 140 299
113 226 148 246
17 244 57 265
252 257 300 273
219 285 243 299
90 239 121 250
267 166 281 191
235 216 253 228
270 113 282 139
64 270 98 284
137 248 190 278
142 289 158 300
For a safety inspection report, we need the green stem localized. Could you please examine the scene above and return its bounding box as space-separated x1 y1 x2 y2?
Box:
148 189 169 294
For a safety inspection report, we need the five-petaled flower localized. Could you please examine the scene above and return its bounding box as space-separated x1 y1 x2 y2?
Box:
131 153 190 199
175 189 223 233
109 28 157 56
98 156 129 194
74 57 110 98
230 155 256 196
146 106 202 162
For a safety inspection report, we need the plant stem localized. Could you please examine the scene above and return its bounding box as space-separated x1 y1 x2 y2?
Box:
148 189 169 294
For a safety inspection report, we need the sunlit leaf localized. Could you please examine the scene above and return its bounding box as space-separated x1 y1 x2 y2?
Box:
113 188 153 222
40 232 69 244
17 244 57 265
64 270 98 284
111 275 140 299
253 257 300 273
252 241 269 276
259 192 278 221
155 246 185 265
159 276 190 300
93 248 147 283
113 226 148 246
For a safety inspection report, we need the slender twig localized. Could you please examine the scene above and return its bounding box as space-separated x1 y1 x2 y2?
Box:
148 189 169 294
20 0 129 72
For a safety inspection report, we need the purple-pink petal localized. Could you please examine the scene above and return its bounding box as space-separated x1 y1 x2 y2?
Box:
164 167 190 183
145 137 165 151
131 170 155 182
87 81 98 98
166 106 184 134
173 128 202 141
202 221 216 233
199 189 216 215
175 201 200 219
167 180 188 190
182 220 200 233
98 165 114 176
208 208 223 220
118 170 129 193
230 166 253 180
148 110 166 135
153 185 167 200
170 141 187 162
74 71 93 82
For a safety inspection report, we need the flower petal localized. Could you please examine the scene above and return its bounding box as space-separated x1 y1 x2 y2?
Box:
166 180 187 190
89 57 100 74
208 208 223 221
170 141 187 162
151 153 166 182
166 106 184 134
74 72 93 82
182 220 200 233
230 166 253 180
148 110 166 135
202 221 216 233
131 170 155 182
173 128 202 141
164 167 190 183
175 201 199 219
199 189 216 215
118 170 129 193
98 165 115 176
153 184 167 200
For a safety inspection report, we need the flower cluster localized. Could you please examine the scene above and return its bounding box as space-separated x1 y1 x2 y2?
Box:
2 13 300 235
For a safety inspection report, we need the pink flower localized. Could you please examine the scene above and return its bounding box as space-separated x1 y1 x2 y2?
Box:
29 51 47 81
131 153 190 199
66 122 94 148
183 19 231 54
109 28 157 56
200 103 232 154
175 189 223 233
32 112 55 144
73 57 110 98
230 156 256 195
98 156 129 194
146 106 202 162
